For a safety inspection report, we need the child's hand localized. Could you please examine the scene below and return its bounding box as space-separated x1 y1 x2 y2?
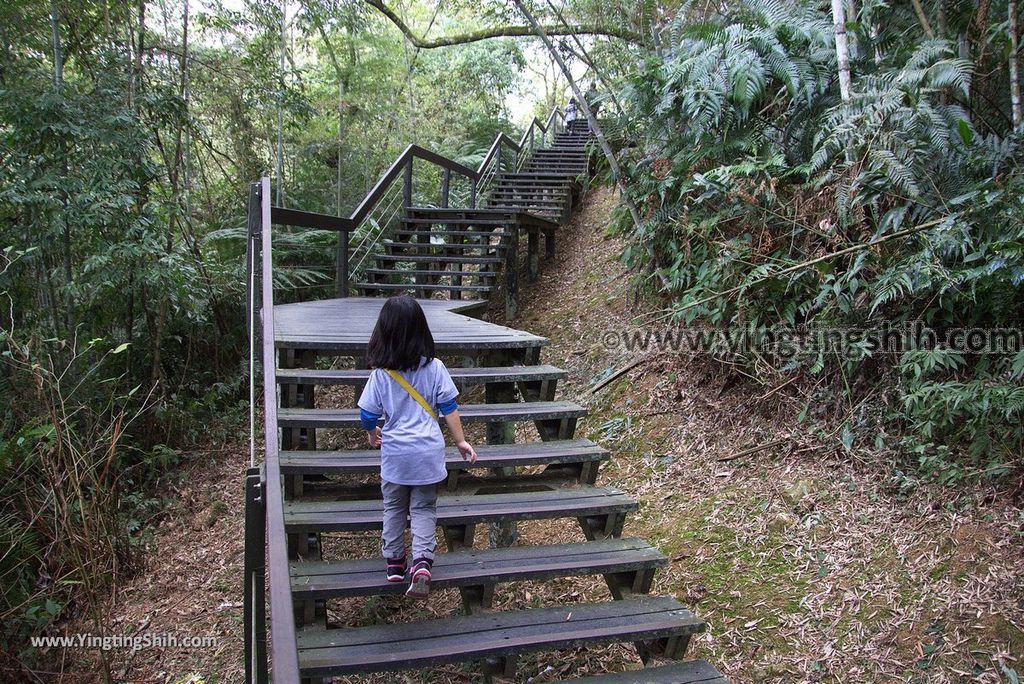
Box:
456 440 477 464
367 427 382 448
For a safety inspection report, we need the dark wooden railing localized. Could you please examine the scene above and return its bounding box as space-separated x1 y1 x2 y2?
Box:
244 178 300 684
268 107 566 297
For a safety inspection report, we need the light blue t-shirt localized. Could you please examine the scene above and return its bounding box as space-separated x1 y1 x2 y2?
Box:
357 358 459 486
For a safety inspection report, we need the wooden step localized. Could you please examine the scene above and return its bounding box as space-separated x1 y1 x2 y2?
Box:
528 162 585 168
563 661 728 683
363 267 499 278
290 538 664 600
501 172 582 179
392 229 509 238
407 206 522 212
493 186 570 194
276 364 567 386
373 254 503 265
284 485 636 534
531 155 587 161
277 400 587 429
399 218 512 225
296 596 703 677
280 438 605 475
353 282 494 293
385 241 508 252
494 186 570 195
491 198 566 207
533 151 587 158
525 172 583 178
493 192 569 200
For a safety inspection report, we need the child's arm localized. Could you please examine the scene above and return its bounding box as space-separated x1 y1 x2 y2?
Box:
358 369 384 448
361 409 382 447
442 410 477 464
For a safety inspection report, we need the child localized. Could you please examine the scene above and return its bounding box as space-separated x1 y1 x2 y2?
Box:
565 97 578 123
357 296 477 599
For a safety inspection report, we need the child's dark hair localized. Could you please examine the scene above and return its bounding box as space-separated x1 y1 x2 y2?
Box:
366 296 435 371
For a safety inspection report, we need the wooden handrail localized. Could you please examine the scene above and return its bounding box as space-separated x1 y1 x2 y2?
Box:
257 177 301 682
272 105 565 231
271 206 354 231
476 132 521 178
351 145 476 226
266 105 566 294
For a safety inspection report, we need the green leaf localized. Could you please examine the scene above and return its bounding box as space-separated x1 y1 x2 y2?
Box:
956 119 973 146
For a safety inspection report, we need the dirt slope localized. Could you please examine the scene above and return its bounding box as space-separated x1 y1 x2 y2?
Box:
510 185 1024 683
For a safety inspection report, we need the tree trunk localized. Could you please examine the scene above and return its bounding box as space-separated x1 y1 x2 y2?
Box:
50 0 63 86
831 0 852 102
910 0 936 38
512 0 672 288
543 0 623 116
1011 0 1022 126
276 0 286 206
510 0 665 285
846 0 859 59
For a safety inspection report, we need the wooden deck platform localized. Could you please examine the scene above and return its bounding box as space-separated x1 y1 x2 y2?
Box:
273 297 547 353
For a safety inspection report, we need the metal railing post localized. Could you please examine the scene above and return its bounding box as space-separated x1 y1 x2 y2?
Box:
441 168 450 208
244 466 267 684
335 230 349 297
470 178 478 208
402 158 413 211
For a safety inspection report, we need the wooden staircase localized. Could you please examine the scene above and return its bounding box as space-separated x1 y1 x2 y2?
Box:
245 113 727 683
351 121 594 318
270 323 723 681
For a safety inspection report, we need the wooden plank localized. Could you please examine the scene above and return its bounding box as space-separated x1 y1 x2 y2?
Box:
279 437 605 474
363 267 499 278
374 254 503 264
253 179 302 682
273 297 547 352
561 661 729 684
364 266 499 278
271 206 354 231
290 538 665 600
392 229 510 238
386 241 509 252
277 400 587 429
296 597 703 677
353 282 494 293
276 364 566 386
283 486 638 532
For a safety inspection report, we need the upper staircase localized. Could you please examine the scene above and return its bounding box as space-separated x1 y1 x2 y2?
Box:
244 112 728 683
353 119 595 319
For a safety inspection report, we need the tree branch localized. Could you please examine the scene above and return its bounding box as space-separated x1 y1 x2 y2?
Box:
362 0 643 47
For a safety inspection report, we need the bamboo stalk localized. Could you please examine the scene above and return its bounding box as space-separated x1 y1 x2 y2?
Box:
1011 0 1022 126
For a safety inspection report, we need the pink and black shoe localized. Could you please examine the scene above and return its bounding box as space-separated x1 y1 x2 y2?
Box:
385 556 407 583
405 559 432 599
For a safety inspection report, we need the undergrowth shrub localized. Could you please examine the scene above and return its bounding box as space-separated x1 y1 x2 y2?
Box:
610 0 1024 477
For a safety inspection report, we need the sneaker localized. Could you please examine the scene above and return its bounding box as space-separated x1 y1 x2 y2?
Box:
385 557 407 582
405 559 432 599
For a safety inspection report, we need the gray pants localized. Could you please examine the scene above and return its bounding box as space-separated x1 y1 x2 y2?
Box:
380 480 438 562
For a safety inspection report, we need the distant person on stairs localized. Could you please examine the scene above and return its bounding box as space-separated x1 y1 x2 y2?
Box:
564 97 578 124
358 296 478 599
584 83 600 130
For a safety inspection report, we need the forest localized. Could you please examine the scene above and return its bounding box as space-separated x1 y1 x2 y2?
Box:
0 0 1021 680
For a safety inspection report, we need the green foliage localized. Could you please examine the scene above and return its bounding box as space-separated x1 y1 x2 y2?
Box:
613 0 1024 476
0 0 522 660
